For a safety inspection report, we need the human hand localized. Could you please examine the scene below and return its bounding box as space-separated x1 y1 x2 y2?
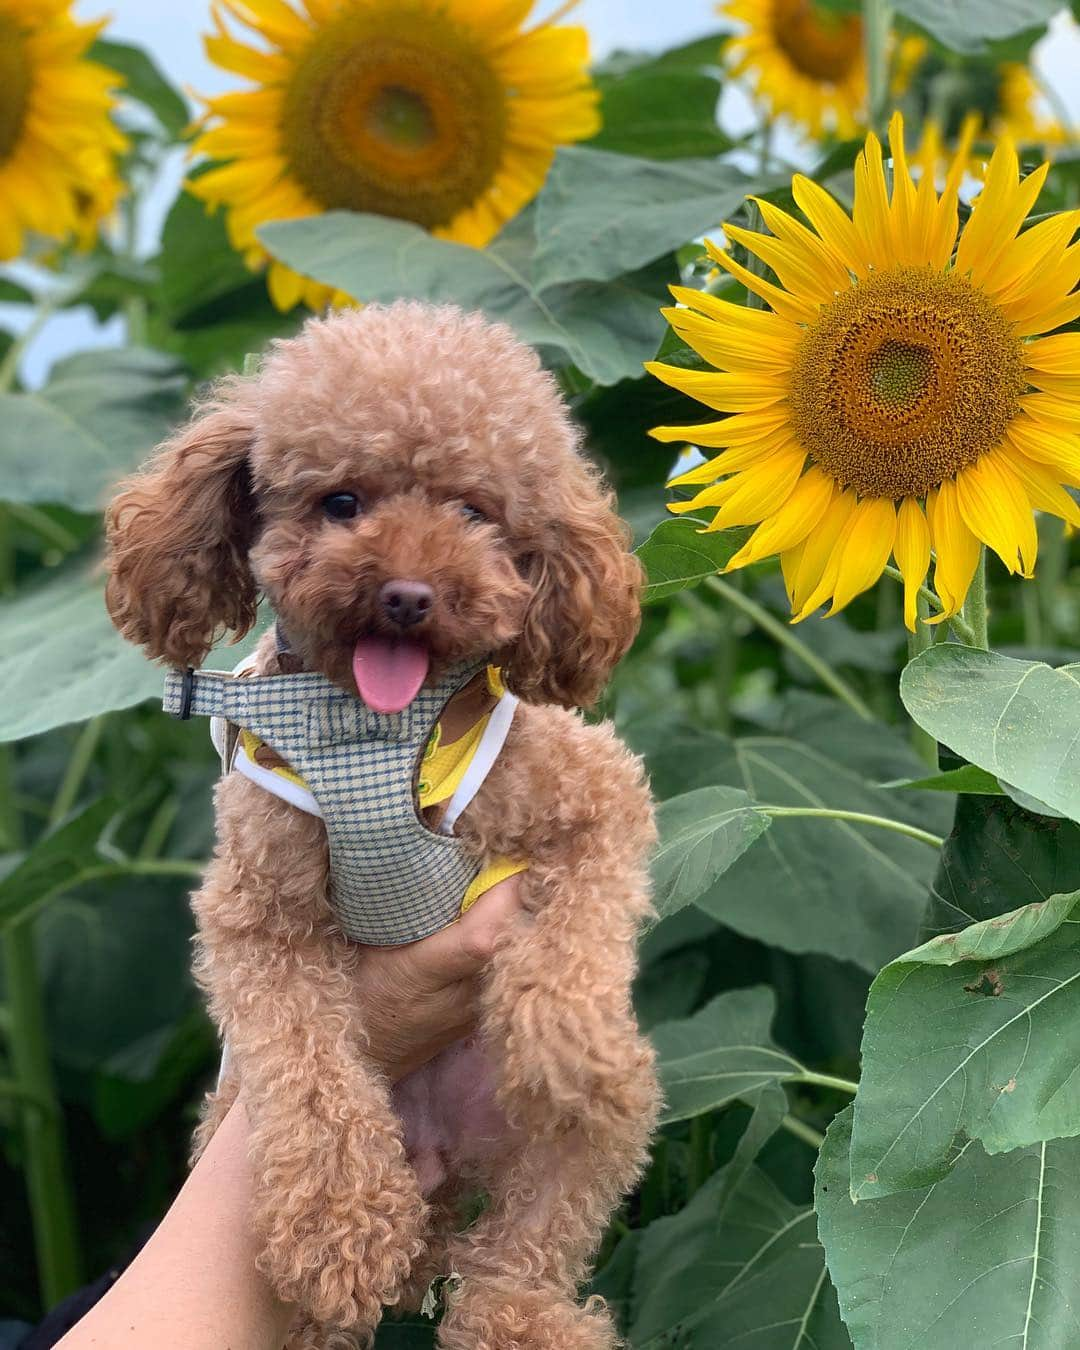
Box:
351 875 524 1082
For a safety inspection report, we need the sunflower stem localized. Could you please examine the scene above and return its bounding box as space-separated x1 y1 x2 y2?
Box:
907 592 939 770
0 292 62 395
863 0 894 132
962 547 989 649
742 201 768 311
704 576 876 723
781 1114 827 1149
760 805 944 849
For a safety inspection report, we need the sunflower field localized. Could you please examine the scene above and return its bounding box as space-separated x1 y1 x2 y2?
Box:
2 0 1080 1344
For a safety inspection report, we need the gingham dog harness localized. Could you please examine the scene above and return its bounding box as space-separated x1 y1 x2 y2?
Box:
163 658 514 946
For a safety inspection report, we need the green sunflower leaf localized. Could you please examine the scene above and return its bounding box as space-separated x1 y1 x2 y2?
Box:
532 147 756 289
849 889 1080 1200
651 986 801 1124
636 517 749 602
891 0 1062 53
0 565 269 743
0 348 187 513
91 38 190 138
628 1155 849 1348
901 643 1080 823
651 785 771 924
818 1106 1080 1349
590 37 730 161
257 210 667 386
629 694 952 972
922 794 1080 940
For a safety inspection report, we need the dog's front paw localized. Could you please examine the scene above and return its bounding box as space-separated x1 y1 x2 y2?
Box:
438 1281 619 1350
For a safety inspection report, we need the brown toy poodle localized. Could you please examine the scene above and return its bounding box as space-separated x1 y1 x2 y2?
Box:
104 302 659 1349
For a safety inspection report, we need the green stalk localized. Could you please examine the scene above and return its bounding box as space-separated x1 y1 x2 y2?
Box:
2 917 83 1304
703 576 876 723
761 805 943 849
962 547 989 649
796 1069 859 1095
47 716 105 829
863 0 894 132
687 1115 712 1196
781 1114 826 1149
907 591 939 771
638 1135 670 1224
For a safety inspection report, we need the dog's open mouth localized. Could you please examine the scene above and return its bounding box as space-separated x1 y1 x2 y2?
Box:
351 635 430 714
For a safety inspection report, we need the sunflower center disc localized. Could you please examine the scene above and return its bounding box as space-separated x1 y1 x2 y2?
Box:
771 0 862 84
789 266 1026 500
281 5 507 230
0 17 32 165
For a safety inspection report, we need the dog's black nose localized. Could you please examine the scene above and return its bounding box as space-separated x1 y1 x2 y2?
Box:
379 579 434 628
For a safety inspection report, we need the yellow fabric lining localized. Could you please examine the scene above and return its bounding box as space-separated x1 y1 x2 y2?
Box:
237 666 525 914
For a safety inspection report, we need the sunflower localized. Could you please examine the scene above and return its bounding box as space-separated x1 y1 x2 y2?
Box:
190 0 600 311
647 112 1080 630
0 0 126 262
720 0 923 139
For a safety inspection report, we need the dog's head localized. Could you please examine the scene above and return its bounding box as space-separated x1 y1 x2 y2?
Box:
105 303 641 710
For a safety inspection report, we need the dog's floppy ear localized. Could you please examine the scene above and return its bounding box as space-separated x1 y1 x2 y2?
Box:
505 465 642 709
105 388 259 668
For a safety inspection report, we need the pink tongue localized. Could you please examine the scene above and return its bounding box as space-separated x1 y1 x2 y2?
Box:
352 637 430 713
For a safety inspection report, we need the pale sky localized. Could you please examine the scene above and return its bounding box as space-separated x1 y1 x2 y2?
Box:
7 1 1080 384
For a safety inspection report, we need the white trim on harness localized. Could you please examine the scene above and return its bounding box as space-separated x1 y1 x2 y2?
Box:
440 690 518 835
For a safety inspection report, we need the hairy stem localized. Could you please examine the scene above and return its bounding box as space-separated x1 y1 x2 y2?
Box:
781 1114 827 1149
761 805 944 849
863 0 894 132
2 918 83 1305
907 591 939 771
962 547 989 650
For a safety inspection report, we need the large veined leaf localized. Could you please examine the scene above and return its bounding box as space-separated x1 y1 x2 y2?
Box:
650 986 807 1124
590 36 730 161
258 211 667 386
532 147 754 288
628 1159 849 1348
651 785 771 922
0 564 268 743
636 518 748 603
849 891 1080 1200
0 347 187 512
891 0 1061 52
818 1106 1080 1349
901 644 1080 823
923 794 1080 939
630 697 952 971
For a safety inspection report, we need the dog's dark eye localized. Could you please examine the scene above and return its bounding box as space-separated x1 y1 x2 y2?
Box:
323 492 361 521
460 503 486 524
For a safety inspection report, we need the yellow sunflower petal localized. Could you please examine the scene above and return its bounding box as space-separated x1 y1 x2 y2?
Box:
822 496 897 616
724 467 837 571
954 452 1037 577
643 362 786 414
893 496 931 631
1003 448 1080 529
927 480 982 621
788 490 857 618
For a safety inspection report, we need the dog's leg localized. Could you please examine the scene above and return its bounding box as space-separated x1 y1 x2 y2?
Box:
194 780 428 1337
436 853 659 1350
213 931 428 1335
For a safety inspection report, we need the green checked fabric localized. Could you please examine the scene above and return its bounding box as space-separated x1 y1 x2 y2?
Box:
162 659 490 946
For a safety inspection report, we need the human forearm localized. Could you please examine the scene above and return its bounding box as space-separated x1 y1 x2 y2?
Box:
55 1098 294 1350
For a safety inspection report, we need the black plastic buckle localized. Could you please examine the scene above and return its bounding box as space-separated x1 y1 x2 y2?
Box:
176 667 195 720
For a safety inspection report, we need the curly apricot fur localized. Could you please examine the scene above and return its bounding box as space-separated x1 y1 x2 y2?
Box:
106 303 659 1349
